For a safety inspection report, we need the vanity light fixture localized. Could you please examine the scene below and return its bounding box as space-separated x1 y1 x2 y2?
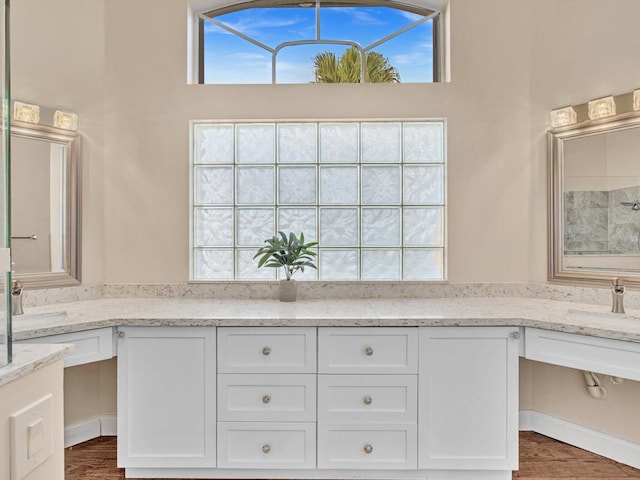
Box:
53 110 79 131
634 89 640 111
13 101 40 124
550 106 577 128
588 95 616 120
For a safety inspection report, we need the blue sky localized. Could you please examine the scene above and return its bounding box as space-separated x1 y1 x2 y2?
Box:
203 6 434 84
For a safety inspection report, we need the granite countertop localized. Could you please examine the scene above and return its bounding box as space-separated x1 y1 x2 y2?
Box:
0 343 73 387
10 297 640 342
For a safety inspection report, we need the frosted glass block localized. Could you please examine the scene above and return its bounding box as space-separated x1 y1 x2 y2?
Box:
362 250 401 280
403 122 444 163
320 123 359 163
361 123 401 163
237 124 275 163
193 249 233 280
194 167 233 205
362 208 401 247
237 208 275 246
404 207 444 247
403 249 444 280
320 208 358 246
237 250 276 280
278 167 317 204
320 166 359 204
194 208 233 247
320 250 359 280
404 165 444 204
278 208 317 242
237 167 275 204
361 166 401 204
278 124 317 163
194 124 234 164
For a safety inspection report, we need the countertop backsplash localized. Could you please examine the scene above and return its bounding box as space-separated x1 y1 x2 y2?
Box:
20 281 640 311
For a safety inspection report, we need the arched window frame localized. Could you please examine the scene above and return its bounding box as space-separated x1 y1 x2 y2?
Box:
192 0 443 84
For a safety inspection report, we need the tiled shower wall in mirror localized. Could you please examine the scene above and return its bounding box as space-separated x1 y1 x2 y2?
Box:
564 185 640 254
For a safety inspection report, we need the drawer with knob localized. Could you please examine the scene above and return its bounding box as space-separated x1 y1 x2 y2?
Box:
317 423 417 469
318 374 417 423
318 327 418 374
217 422 316 469
218 374 316 422
218 327 316 373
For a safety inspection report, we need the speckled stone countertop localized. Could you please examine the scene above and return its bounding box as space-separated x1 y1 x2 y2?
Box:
0 343 73 387
10 297 640 343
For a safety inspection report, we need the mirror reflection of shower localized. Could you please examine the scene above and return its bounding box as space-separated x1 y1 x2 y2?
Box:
620 200 640 250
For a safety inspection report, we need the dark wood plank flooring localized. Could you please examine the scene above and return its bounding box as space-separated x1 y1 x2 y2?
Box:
65 431 640 479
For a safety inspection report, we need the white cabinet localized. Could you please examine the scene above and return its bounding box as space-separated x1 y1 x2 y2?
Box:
418 326 519 471
16 327 114 368
318 327 418 470
217 327 317 469
117 327 216 469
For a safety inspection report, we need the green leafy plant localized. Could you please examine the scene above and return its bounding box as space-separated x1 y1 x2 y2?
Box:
254 231 318 281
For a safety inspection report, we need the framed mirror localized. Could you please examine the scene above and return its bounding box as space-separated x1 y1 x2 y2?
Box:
10 120 81 288
549 109 640 287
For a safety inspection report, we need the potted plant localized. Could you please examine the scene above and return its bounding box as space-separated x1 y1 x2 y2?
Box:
254 231 318 302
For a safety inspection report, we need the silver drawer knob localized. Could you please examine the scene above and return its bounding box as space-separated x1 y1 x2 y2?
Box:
363 396 372 405
262 394 271 404
262 346 271 356
363 444 373 454
116 330 125 339
262 444 271 454
509 331 521 340
364 346 374 356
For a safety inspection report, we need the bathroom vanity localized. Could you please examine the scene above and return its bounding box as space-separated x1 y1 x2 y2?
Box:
11 295 640 479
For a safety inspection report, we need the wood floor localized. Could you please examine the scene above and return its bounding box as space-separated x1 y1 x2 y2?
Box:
65 431 640 479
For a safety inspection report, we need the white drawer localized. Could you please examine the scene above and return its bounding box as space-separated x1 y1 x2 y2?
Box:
16 327 114 368
218 327 316 373
218 374 316 422
217 422 316 469
317 424 417 470
525 327 640 381
318 375 417 424
318 327 418 374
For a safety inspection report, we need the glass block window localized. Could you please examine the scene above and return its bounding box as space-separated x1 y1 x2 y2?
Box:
191 120 446 281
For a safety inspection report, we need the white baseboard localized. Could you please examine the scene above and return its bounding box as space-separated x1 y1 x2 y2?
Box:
65 415 117 448
519 409 640 469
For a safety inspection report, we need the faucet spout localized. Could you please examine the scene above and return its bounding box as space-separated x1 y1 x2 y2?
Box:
11 280 24 316
611 277 625 314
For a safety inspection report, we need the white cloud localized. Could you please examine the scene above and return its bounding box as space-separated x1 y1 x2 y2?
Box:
330 7 387 26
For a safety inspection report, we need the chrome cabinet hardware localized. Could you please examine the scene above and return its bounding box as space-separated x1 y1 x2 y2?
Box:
364 346 374 356
262 394 271 404
509 331 520 340
262 346 271 356
363 395 372 405
363 444 373 454
117 330 125 339
262 444 271 454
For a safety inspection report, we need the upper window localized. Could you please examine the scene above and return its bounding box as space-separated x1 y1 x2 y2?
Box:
196 0 440 84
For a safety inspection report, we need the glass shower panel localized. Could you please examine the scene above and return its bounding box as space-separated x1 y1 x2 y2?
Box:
0 0 11 368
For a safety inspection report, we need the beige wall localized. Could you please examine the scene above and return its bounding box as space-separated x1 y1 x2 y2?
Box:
0 359 65 480
63 358 117 426
10 0 640 449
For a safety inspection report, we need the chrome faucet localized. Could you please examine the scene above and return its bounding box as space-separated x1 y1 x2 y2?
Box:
611 278 625 314
11 280 24 316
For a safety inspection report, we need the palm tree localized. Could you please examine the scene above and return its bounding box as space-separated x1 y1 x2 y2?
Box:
313 46 400 84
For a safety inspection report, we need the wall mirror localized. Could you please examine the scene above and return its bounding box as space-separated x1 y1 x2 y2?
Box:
549 99 640 287
11 120 81 288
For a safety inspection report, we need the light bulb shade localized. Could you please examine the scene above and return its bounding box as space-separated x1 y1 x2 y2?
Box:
634 89 640 112
53 110 79 130
588 96 616 120
13 101 40 123
550 106 577 128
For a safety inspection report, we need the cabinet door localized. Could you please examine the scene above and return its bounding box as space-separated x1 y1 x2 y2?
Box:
117 327 216 468
418 326 519 471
